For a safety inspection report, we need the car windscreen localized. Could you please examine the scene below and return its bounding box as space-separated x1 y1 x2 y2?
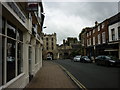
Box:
83 56 89 59
76 56 81 58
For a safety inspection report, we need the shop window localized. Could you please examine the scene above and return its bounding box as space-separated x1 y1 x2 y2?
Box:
7 38 15 82
17 30 23 41
1 19 23 84
2 36 4 85
17 42 23 75
118 27 120 39
2 18 5 34
7 23 16 39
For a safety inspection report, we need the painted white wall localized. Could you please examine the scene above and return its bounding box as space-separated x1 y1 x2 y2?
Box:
1 2 43 89
109 21 120 42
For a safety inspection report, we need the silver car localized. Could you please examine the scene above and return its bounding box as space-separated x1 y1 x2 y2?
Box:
73 55 81 62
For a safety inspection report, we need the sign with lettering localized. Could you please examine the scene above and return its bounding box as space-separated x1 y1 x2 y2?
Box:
27 3 38 11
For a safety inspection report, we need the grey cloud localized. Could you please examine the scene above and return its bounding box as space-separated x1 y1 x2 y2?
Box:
43 2 118 44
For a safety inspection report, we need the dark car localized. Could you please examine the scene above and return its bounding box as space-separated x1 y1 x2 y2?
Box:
95 55 120 66
80 56 92 63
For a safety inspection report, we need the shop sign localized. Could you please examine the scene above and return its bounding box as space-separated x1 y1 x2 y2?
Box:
27 3 38 11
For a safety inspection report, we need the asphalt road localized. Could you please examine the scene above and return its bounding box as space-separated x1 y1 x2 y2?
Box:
53 59 120 89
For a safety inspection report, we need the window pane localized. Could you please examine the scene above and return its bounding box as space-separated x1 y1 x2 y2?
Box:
7 23 16 39
2 18 5 34
17 42 23 75
118 27 120 39
0 36 3 86
2 36 4 85
17 30 23 41
7 38 15 82
46 38 48 41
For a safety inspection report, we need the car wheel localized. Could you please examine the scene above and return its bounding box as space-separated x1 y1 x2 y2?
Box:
105 62 109 67
109 62 115 66
96 60 99 65
83 60 85 63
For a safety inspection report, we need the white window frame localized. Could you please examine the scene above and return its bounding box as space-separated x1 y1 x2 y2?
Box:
93 29 95 33
102 32 106 43
102 23 104 29
98 25 100 31
89 31 91 36
89 38 91 46
111 28 115 41
1 19 23 85
87 33 88 37
93 37 95 45
98 34 101 44
87 39 89 46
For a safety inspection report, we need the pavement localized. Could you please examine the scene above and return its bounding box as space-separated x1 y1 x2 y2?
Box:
25 60 78 88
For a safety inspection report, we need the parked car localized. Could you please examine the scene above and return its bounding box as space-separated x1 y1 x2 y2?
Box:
73 55 81 62
80 56 92 63
95 55 120 66
47 56 52 60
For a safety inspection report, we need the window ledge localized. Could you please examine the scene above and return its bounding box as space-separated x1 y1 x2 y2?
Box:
3 73 25 88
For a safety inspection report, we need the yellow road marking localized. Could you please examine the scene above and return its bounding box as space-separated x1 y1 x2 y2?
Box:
59 64 87 90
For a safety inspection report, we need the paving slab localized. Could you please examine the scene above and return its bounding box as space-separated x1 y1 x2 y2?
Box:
25 60 78 88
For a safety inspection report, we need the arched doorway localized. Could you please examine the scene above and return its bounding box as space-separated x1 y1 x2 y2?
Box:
47 52 54 60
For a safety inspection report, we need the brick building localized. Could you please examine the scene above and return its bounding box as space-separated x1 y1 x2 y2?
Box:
79 12 120 59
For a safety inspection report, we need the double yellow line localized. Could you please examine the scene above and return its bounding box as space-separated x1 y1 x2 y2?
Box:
59 64 87 90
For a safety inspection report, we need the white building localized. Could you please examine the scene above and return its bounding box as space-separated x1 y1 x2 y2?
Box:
109 21 120 42
0 1 44 88
108 12 120 59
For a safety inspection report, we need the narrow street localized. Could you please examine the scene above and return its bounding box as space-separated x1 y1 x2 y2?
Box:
1 1 120 89
53 59 120 88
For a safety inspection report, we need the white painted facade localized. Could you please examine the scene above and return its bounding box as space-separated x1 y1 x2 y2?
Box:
1 2 43 89
109 21 120 42
108 21 120 59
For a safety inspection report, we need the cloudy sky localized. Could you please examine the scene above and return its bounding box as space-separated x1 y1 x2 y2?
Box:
42 1 119 45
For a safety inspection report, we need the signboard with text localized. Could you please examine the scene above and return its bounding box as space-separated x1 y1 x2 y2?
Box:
27 3 38 11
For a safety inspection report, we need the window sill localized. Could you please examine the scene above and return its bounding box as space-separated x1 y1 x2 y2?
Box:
3 73 25 88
